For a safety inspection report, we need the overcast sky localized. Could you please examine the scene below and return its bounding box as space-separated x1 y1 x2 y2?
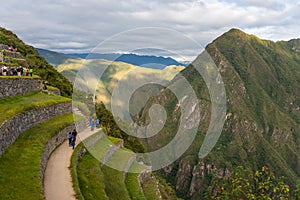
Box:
0 0 299 61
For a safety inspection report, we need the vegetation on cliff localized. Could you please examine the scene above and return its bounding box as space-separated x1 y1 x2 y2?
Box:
137 29 300 199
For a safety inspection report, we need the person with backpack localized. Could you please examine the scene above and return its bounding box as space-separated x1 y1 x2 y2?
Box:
67 132 72 146
90 119 95 131
96 118 101 128
71 135 76 150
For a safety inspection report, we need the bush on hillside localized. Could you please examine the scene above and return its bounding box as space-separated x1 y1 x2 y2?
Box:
206 166 299 199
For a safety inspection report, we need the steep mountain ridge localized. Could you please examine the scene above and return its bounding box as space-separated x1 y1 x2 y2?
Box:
137 28 300 199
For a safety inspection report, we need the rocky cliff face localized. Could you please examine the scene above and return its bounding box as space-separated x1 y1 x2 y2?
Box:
138 29 300 199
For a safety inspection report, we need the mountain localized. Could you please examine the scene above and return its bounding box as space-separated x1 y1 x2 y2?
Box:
38 48 186 69
0 27 72 97
36 48 79 67
137 29 300 199
67 53 186 69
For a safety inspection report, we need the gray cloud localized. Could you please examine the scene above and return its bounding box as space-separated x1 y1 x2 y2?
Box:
0 0 299 61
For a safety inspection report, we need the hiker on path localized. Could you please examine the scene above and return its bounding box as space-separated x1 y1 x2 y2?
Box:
96 118 101 128
71 135 76 150
72 129 77 137
90 119 94 131
67 132 72 146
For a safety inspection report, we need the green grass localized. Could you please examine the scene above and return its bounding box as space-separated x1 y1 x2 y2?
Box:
125 173 146 200
70 143 85 200
73 134 149 200
72 146 139 200
125 161 149 200
108 135 122 144
74 146 109 200
0 91 70 124
141 175 161 200
0 113 75 200
101 165 131 200
155 175 181 200
46 85 60 91
0 75 40 79
83 133 116 162
83 133 132 171
105 148 134 171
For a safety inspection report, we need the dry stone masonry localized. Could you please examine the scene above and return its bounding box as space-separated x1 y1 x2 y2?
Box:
0 101 72 156
0 78 42 98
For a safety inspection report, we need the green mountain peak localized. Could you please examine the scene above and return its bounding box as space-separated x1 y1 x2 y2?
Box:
138 28 300 199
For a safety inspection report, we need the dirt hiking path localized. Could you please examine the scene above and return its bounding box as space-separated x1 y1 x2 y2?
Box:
44 127 99 200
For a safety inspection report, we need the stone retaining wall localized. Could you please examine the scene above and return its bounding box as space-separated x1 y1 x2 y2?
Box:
0 101 72 156
0 78 42 98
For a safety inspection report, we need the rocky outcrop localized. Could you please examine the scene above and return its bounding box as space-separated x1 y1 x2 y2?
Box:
0 101 72 156
3 50 24 59
0 78 42 98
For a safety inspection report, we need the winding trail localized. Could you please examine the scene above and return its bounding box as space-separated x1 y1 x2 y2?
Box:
44 127 99 200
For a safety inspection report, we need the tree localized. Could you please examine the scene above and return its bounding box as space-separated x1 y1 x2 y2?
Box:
95 102 145 153
206 166 298 200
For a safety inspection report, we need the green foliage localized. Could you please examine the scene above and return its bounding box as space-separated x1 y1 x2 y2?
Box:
102 165 132 200
125 173 147 200
141 175 162 200
136 28 300 199
72 89 95 116
0 113 75 200
0 27 72 97
95 102 145 153
0 75 40 78
0 91 70 124
70 143 85 200
155 175 183 200
75 147 109 200
206 166 299 200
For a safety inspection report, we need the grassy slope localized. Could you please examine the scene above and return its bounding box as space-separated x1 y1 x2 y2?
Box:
0 91 70 124
125 161 148 200
72 133 132 200
72 132 177 200
101 165 132 200
0 113 75 200
76 148 109 200
0 27 72 97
